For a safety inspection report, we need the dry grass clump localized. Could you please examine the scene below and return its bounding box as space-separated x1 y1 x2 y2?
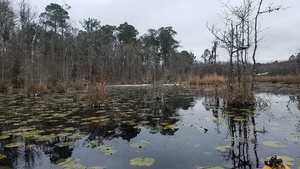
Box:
90 82 107 106
189 73 226 85
255 74 300 84
24 80 51 96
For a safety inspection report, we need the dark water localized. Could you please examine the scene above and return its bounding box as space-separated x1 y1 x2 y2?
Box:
0 85 299 169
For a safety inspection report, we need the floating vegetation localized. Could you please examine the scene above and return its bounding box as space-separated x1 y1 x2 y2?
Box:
162 124 179 130
233 116 246 121
0 154 7 159
55 141 73 147
87 166 106 169
149 129 159 134
129 140 150 148
262 141 287 147
86 140 100 148
291 132 300 136
215 145 234 152
0 135 10 140
64 127 77 131
130 157 155 167
270 127 286 131
4 142 25 148
56 132 73 137
206 166 224 169
57 157 86 169
227 137 247 143
203 152 212 156
194 144 201 148
69 132 86 139
285 137 299 142
97 144 117 155
56 158 67 164
36 134 56 142
80 121 92 125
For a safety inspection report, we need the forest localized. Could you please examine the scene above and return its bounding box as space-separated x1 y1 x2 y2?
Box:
0 0 299 95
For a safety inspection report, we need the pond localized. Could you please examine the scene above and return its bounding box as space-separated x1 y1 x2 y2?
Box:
0 85 299 169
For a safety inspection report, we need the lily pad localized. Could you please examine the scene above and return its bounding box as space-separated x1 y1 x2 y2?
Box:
206 166 224 169
149 129 159 134
285 137 299 142
87 166 106 169
4 142 25 148
203 152 212 155
56 158 67 164
57 157 86 169
57 132 73 137
130 157 155 167
194 144 201 148
0 154 7 159
162 124 178 130
64 127 76 131
263 141 287 147
69 132 86 139
36 134 56 142
97 144 117 155
0 135 10 140
129 140 150 148
55 142 73 147
215 145 234 152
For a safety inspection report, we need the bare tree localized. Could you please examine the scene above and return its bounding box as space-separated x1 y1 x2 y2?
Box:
207 0 284 106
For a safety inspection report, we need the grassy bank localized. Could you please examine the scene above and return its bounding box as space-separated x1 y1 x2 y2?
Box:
254 75 300 84
188 73 226 85
188 74 300 85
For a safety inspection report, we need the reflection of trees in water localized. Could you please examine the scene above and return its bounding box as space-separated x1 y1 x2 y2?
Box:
287 95 300 112
0 139 44 169
0 86 198 168
222 109 260 168
202 94 222 134
43 137 74 163
200 94 262 168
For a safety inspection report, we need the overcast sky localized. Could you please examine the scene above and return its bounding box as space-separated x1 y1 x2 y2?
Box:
27 0 300 63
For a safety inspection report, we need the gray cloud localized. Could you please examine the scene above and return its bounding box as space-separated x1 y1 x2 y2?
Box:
29 0 300 63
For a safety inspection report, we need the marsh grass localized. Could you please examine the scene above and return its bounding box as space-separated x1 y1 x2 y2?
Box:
90 82 107 106
188 73 226 85
255 74 300 84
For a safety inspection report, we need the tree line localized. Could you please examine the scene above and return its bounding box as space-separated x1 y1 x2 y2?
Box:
0 0 198 91
0 0 297 94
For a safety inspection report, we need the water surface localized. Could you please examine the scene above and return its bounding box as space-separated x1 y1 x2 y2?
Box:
0 85 299 169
